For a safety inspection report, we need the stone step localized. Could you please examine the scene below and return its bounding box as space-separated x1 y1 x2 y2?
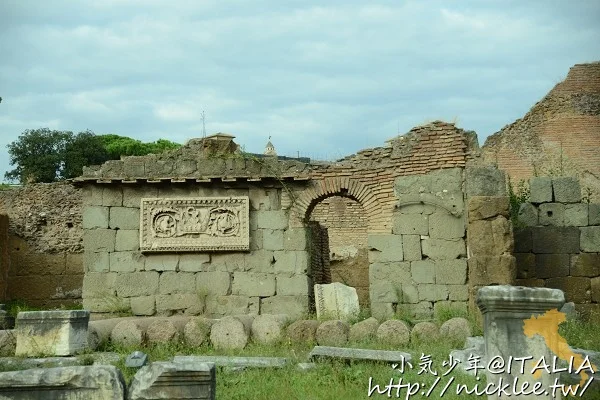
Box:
308 346 412 363
172 355 288 368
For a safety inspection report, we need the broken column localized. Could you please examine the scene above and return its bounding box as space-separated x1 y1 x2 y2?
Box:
477 285 566 399
314 282 359 321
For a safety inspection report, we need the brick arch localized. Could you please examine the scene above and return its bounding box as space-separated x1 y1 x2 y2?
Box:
290 177 385 232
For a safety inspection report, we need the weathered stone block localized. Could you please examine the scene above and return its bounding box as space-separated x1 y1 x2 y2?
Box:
592 277 600 303
369 282 401 303
447 285 469 301
130 296 156 316
571 253 600 277
418 284 449 301
369 262 411 284
277 275 309 296
110 251 145 272
256 210 288 230
435 259 467 284
314 283 359 321
115 229 140 251
109 207 140 230
263 229 284 251
538 203 565 226
517 203 538 227
411 260 435 283
529 177 552 204
421 238 465 260
515 253 536 279
245 250 275 273
284 228 308 251
102 187 123 206
145 254 179 271
196 272 231 296
545 277 591 303
159 272 196 294
401 284 419 304
232 272 276 297
123 186 159 208
468 196 510 221
274 251 309 275
15 310 89 356
552 177 581 203
156 293 204 315
402 235 421 261
433 301 467 318
468 255 516 285
589 204 600 225
83 296 130 313
514 228 532 253
83 229 116 252
84 251 109 273
82 206 109 229
466 167 506 197
250 229 263 250
429 213 464 239
532 226 580 254
210 253 246 272
535 253 570 279
370 302 395 320
82 185 103 206
204 295 250 317
0 365 126 399
514 278 545 287
177 253 210 272
580 226 600 252
403 301 434 319
114 272 159 297
368 234 403 262
392 213 429 235
260 295 308 320
564 203 588 226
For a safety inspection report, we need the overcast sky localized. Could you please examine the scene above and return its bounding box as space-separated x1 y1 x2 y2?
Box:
1 0 599 180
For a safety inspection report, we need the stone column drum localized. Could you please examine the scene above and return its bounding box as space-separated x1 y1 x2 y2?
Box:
477 285 565 399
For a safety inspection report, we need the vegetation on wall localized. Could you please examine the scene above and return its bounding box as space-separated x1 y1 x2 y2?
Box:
5 129 180 184
508 177 530 224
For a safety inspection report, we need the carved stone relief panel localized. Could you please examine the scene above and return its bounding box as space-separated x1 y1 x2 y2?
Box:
140 197 249 252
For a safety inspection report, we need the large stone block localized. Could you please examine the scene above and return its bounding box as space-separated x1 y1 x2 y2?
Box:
429 212 464 239
115 229 140 251
403 301 434 319
314 282 359 321
570 253 600 277
402 235 421 261
277 275 309 296
82 206 109 229
538 203 565 226
84 251 110 273
109 207 140 230
435 259 467 284
114 272 159 297
447 285 469 301
564 203 589 226
401 284 419 304
514 227 532 253
411 260 435 283
369 262 411 284
0 365 126 400
179 253 211 272
589 204 600 225
82 272 117 297
15 310 89 356
128 361 215 400
249 187 280 211
552 177 581 203
83 229 116 252
256 210 288 230
260 295 308 320
465 167 506 197
159 272 196 294
245 250 276 273
156 294 204 315
468 196 510 222
210 253 246 272
392 213 429 236
102 187 123 206
418 284 449 301
545 277 591 303
592 277 600 303
123 186 159 208
130 296 156 316
274 251 309 275
232 272 276 296
370 302 395 320
515 253 536 279
83 296 130 314
204 295 250 317
580 226 600 252
284 228 308 251
535 254 570 279
421 238 465 260
263 229 284 251
368 234 403 262
517 203 538 227
145 254 179 271
529 177 553 204
82 185 103 206
196 272 231 296
468 255 516 285
110 251 145 272
531 226 579 254
369 281 401 303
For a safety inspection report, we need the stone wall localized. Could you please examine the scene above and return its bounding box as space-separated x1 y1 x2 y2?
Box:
81 183 312 319
0 214 8 302
514 176 600 320
0 183 83 307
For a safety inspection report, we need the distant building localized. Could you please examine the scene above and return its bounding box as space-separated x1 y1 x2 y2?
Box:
264 138 277 157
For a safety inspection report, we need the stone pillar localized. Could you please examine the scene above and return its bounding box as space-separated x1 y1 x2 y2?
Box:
477 285 565 399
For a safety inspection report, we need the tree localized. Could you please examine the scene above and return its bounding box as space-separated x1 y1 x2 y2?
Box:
5 128 72 183
63 130 111 179
99 135 181 158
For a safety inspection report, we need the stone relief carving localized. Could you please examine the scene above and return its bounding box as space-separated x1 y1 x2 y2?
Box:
140 197 249 252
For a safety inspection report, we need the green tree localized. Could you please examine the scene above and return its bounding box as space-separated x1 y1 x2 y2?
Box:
100 135 180 158
5 128 72 183
63 130 111 179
